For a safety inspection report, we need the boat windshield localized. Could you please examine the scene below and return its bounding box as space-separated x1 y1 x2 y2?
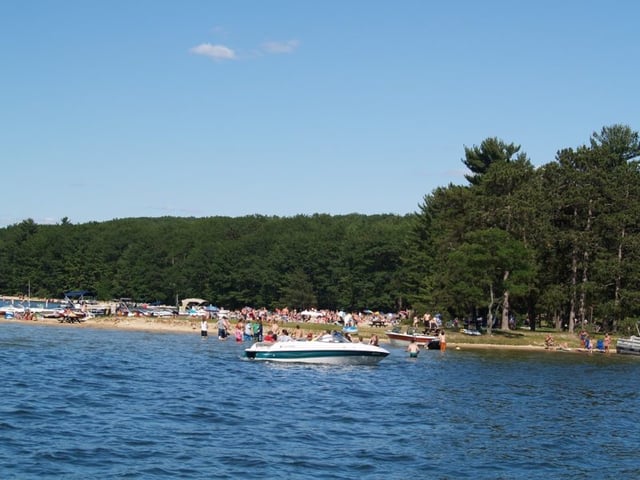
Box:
316 331 349 343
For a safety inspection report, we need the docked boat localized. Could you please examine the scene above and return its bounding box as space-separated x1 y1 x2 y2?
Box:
616 336 640 356
245 331 389 365
616 322 640 356
385 327 437 348
461 328 482 336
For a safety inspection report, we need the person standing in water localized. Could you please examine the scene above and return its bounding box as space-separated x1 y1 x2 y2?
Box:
217 315 230 340
244 319 254 342
438 329 446 352
200 317 208 339
234 319 243 342
406 339 420 358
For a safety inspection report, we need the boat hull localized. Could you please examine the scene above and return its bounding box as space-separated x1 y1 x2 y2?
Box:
245 341 389 365
616 336 640 356
385 331 437 348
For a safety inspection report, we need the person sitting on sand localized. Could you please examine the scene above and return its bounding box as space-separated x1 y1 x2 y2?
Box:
406 339 420 358
545 333 555 349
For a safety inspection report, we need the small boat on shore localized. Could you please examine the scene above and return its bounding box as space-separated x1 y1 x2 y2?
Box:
461 328 482 336
616 336 640 356
385 327 437 348
245 331 389 365
616 322 640 356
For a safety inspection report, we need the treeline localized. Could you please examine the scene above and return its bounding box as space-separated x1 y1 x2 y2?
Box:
404 124 640 334
0 214 412 313
1 124 638 333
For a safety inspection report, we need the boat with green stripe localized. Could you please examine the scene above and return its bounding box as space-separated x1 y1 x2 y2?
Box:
245 331 389 365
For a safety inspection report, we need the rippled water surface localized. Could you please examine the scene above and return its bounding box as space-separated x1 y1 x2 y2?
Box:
1 323 638 479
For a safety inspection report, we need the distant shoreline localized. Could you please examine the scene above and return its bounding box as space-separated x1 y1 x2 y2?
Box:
1 316 618 355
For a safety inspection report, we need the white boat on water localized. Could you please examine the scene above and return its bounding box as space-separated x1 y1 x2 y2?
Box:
616 336 640 356
616 322 640 356
245 331 389 365
385 328 437 348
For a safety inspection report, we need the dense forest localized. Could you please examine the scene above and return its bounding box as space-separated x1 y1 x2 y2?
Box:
0 214 412 314
1 125 639 333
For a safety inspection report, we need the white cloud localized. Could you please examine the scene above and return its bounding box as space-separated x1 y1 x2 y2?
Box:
189 43 236 60
261 39 299 54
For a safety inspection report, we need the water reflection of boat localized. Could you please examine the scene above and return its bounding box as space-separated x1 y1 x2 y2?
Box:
245 331 389 365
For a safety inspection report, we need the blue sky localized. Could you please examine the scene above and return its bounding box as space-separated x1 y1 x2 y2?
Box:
1 1 638 227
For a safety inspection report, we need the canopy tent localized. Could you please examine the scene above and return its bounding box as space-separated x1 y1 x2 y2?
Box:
63 290 95 299
180 298 209 309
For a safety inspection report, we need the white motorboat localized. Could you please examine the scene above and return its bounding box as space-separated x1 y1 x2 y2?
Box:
245 331 389 365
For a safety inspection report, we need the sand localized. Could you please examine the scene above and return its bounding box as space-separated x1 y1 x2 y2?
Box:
3 316 620 356
2 315 591 353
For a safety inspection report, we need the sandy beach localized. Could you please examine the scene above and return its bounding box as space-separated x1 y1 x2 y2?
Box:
1 316 202 334
1 315 608 354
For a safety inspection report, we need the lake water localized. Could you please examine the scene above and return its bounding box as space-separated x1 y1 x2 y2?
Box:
1 323 638 479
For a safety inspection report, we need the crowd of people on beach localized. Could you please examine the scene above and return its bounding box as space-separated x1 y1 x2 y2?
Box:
195 310 395 351
198 313 319 343
544 330 612 353
4 297 621 356
198 313 380 345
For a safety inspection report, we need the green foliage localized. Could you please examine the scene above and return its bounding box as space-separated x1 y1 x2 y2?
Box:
0 214 410 312
407 124 640 332
3 124 639 334
462 137 525 186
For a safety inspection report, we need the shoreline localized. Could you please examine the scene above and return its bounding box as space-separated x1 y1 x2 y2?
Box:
0 316 200 334
1 316 616 355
